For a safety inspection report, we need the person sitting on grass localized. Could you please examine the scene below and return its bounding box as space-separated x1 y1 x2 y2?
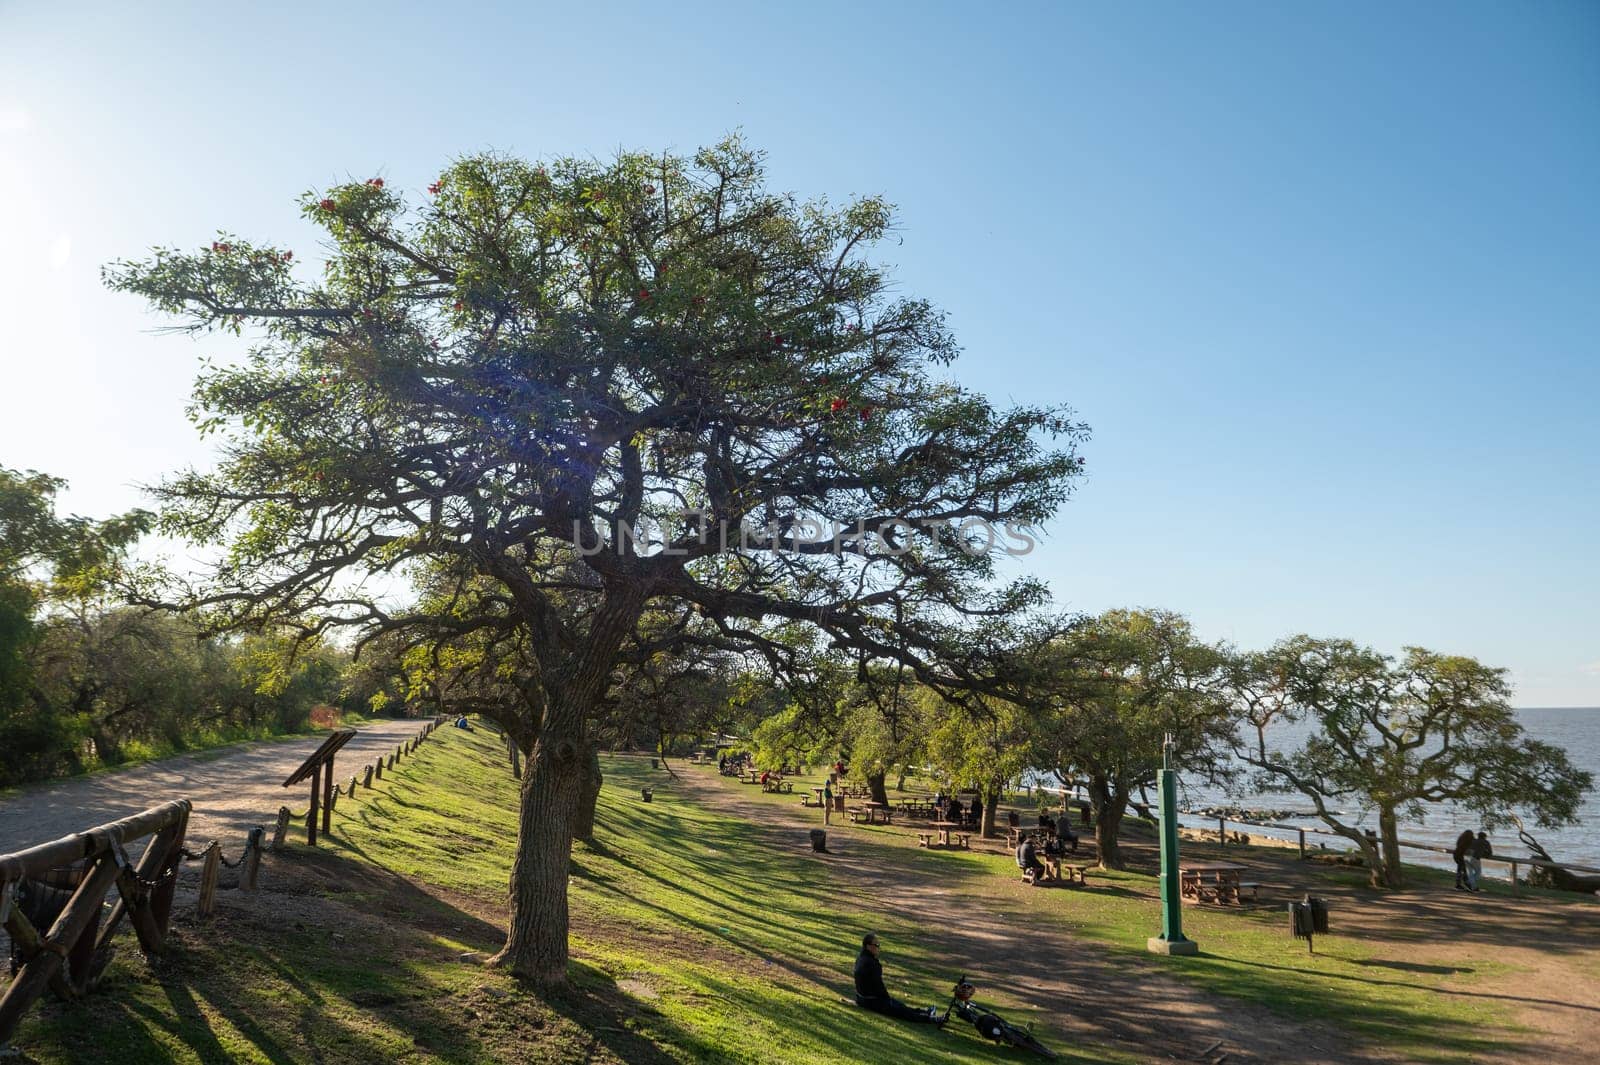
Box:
853 933 945 1024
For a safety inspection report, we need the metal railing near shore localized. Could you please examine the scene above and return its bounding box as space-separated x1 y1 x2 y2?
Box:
1190 812 1600 897
1007 778 1599 898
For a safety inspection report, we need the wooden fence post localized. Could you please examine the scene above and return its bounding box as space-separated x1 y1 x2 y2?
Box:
196 843 221 918
1298 827 1306 860
243 827 263 891
321 758 335 837
307 771 321 847
272 806 290 848
362 765 373 788
1218 817 1226 847
373 759 383 780
387 753 396 770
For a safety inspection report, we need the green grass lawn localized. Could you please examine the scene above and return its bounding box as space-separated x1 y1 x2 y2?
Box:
692 761 1580 1064
13 728 1592 1064
12 728 1129 1064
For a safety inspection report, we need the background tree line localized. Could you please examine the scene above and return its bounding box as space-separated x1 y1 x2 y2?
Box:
729 607 1591 890
0 466 408 786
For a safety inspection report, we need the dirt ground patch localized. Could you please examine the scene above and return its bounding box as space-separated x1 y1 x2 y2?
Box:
0 719 429 855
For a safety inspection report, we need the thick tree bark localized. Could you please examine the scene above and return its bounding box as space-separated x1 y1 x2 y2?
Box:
979 779 1000 838
573 743 602 843
488 580 646 986
1089 777 1127 870
492 703 585 986
1377 806 1403 889
867 770 889 807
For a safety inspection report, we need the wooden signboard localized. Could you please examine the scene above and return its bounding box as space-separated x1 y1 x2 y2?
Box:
282 730 356 845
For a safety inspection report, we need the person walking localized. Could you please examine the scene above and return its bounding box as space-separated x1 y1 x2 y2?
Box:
1451 829 1476 890
824 776 834 826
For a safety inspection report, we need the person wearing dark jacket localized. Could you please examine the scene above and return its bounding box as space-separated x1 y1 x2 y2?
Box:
1452 829 1476 890
1468 831 1493 891
853 934 943 1023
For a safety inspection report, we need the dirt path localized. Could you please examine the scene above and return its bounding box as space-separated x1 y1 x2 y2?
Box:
687 768 1597 1065
0 719 431 855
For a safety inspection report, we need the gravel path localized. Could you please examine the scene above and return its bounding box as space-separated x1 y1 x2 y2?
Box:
0 719 431 856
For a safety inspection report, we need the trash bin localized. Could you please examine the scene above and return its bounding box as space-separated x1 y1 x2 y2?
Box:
641 787 653 803
650 758 658 769
1289 894 1329 952
809 829 828 853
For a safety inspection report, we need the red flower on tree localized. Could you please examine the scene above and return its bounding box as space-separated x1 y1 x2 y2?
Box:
453 300 464 312
859 405 874 422
428 182 442 195
319 199 336 212
366 177 384 188
829 397 846 413
638 288 651 301
281 251 293 262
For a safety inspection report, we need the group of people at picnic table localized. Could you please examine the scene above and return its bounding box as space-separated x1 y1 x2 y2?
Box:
1013 811 1082 885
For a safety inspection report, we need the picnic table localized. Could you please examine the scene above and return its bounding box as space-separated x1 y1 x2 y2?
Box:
849 802 894 825
741 770 760 785
917 820 972 849
1179 861 1251 904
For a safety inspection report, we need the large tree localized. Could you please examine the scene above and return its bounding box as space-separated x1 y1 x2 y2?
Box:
1229 638 1592 889
107 139 1085 984
1028 609 1235 870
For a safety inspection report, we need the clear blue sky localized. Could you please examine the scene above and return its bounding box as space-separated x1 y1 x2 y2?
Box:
2 1 1596 703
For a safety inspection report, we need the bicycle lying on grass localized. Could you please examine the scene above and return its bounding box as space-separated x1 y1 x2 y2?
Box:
941 975 1057 1058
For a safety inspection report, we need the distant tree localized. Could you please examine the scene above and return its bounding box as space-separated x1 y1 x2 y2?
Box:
0 466 150 782
923 690 1033 838
1028 610 1235 870
1229 638 1593 889
107 140 1085 984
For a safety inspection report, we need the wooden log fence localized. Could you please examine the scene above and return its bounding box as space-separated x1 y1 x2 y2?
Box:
0 718 446 1047
0 800 191 1045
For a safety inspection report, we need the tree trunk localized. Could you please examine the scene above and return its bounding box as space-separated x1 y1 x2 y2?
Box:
573 742 602 843
1376 807 1403 889
491 705 584 986
1089 777 1127 870
979 783 999 839
867 770 889 806
90 728 122 765
487 580 645 986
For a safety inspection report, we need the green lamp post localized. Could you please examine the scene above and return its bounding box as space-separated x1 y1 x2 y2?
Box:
1148 731 1198 955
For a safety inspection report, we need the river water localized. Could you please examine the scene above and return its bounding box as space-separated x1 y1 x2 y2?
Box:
1034 706 1600 877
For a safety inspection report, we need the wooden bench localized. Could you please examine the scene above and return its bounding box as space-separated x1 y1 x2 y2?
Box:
954 833 971 849
799 795 819 808
917 832 934 847
1061 863 1089 886
848 807 870 824
1238 881 1261 901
